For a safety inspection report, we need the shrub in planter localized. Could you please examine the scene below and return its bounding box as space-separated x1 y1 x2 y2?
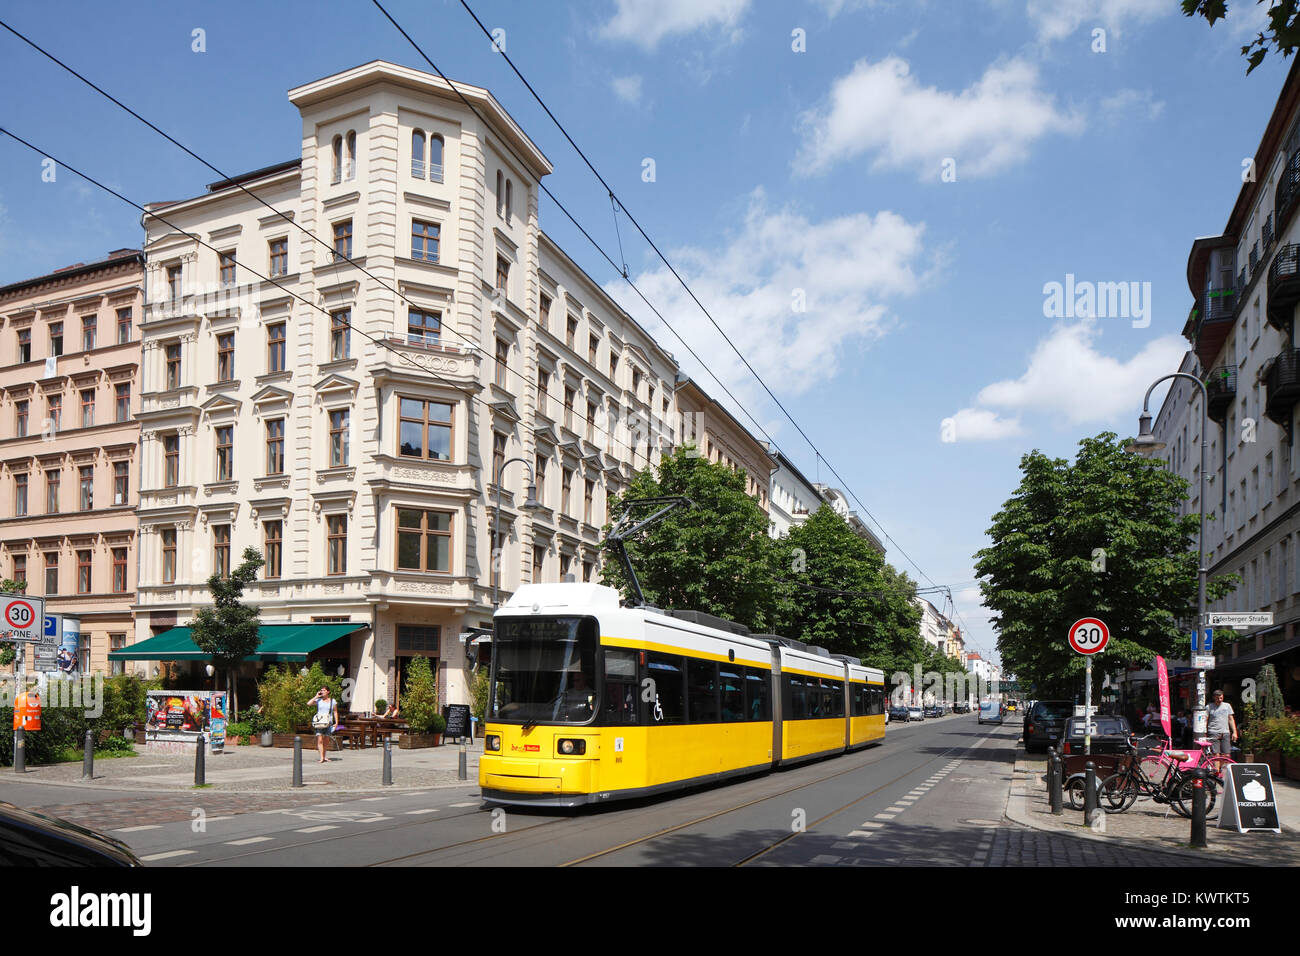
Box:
374 699 387 714
400 657 439 735
257 664 344 733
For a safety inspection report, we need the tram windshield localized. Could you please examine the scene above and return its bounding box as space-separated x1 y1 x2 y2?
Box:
492 616 598 723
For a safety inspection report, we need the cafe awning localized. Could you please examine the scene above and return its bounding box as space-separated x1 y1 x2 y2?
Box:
108 623 365 662
1211 631 1300 677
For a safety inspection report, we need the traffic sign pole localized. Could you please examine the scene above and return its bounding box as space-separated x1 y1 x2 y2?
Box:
1085 656 1092 757
1068 618 1110 757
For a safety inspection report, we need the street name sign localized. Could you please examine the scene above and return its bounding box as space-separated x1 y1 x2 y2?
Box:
1 595 43 643
1192 654 1216 670
1068 618 1109 655
1206 612 1273 627
1218 764 1281 833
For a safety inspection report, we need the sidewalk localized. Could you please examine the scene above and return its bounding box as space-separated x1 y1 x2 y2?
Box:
2 737 484 793
1006 753 1300 866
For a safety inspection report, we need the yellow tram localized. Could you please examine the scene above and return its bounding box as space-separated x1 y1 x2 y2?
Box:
480 582 887 807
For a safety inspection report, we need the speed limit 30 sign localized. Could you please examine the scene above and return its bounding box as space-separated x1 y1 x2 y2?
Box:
1068 617 1109 655
2 595 44 643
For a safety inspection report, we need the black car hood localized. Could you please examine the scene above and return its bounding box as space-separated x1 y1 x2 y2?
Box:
0 801 141 867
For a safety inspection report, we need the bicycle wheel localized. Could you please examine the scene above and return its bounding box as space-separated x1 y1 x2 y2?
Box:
1065 776 1088 810
1172 774 1219 819
1099 772 1138 812
1138 754 1167 784
1203 754 1233 782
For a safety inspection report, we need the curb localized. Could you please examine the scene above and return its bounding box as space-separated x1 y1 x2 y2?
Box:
0 770 479 795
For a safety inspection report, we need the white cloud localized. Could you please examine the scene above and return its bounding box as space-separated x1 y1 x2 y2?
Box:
797 56 1082 179
611 75 643 104
1099 87 1165 121
607 189 929 419
947 317 1188 439
597 0 751 50
1026 0 1169 44
946 407 1026 442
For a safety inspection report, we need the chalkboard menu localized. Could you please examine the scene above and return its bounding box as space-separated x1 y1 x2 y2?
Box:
1218 764 1282 833
444 703 471 740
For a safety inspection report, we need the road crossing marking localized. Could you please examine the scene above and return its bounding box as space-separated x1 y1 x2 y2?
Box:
226 837 273 846
447 801 477 808
140 850 194 861
114 825 160 833
295 825 339 833
857 822 884 829
875 812 897 820
847 830 876 838
809 854 842 864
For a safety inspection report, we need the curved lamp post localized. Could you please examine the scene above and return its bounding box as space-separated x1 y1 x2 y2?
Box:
1126 372 1211 738
492 457 542 609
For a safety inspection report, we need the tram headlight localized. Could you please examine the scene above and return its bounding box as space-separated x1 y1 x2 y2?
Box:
486 734 501 752
557 738 586 755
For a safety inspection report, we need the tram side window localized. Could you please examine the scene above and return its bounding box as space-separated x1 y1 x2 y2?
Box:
806 679 822 718
603 648 639 725
852 685 865 717
745 668 771 721
831 681 845 718
787 675 805 719
871 686 885 715
688 658 720 724
720 667 745 721
647 653 686 723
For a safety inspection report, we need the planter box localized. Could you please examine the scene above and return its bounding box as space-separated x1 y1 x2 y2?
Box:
397 733 441 749
1285 754 1300 781
1262 750 1284 776
271 733 315 748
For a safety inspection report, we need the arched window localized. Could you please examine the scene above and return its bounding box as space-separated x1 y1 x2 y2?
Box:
412 130 425 179
505 180 513 225
429 135 444 182
496 170 503 217
345 131 357 181
331 135 343 185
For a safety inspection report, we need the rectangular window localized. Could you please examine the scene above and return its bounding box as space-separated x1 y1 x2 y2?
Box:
117 308 132 344
48 394 62 431
586 401 597 441
688 658 720 724
115 384 130 423
161 529 176 584
12 555 25 586
532 545 545 581
536 368 550 414
632 368 642 397
46 469 60 513
495 255 510 294
398 398 452 460
263 520 283 579
560 554 571 581
397 624 440 652
44 552 59 595
110 633 126 675
266 419 285 475
269 238 288 277
267 322 286 373
79 465 93 511
562 468 573 515
15 474 28 517
113 460 129 506
539 293 551 326
327 514 347 575
77 550 92 594
566 315 577 349
412 220 440 262
720 667 745 722
494 338 509 388
82 314 97 352
163 435 179 488
80 388 95 428
609 353 618 381
407 308 440 347
396 508 452 572
16 400 27 437
582 560 593 583
213 524 231 580
601 648 639 725
584 479 594 524
589 334 598 366
746 668 771 721
112 548 127 593
563 387 575 430
167 265 182 300
332 220 352 261
50 322 63 357
165 343 181 390
647 652 686 723
534 454 547 502
215 426 233 480
219 251 236 288
492 432 506 484
17 328 31 363
330 310 350 360
217 333 235 382
329 409 350 467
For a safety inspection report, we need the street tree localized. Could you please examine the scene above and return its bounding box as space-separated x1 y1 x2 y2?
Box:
974 433 1237 698
0 577 24 668
1183 0 1300 73
189 546 265 717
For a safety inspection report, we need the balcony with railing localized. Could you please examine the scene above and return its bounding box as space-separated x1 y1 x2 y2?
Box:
1268 242 1300 330
1205 365 1237 422
1276 150 1300 233
1265 348 1300 424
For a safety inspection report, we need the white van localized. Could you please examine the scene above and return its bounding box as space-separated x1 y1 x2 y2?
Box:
978 700 1003 725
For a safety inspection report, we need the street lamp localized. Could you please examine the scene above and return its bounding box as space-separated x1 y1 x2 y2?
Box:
492 457 542 609
1127 373 1211 739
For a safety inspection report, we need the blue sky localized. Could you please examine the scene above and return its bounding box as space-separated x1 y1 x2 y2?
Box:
0 0 1290 666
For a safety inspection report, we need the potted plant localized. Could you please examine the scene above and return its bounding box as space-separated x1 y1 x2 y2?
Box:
374 698 388 716
1281 717 1300 781
397 657 443 748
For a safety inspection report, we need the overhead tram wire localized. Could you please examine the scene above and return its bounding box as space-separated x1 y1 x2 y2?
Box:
0 19 648 465
440 0 947 595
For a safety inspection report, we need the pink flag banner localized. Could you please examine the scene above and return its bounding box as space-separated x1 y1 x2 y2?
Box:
1156 655 1172 740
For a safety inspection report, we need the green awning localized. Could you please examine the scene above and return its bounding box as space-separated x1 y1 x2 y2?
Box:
108 623 363 662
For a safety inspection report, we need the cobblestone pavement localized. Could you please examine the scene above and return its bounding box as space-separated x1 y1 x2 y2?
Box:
26 790 376 832
983 825 1237 867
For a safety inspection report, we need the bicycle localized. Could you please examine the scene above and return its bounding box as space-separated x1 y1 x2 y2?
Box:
1136 734 1233 786
1098 735 1219 818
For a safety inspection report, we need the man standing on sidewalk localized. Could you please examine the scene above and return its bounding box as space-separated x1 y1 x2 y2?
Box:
1206 690 1237 755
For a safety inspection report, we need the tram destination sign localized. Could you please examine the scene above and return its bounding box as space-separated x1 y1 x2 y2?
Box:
1206 612 1273 627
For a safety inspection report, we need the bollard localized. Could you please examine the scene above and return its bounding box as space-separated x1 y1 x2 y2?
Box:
14 728 25 774
292 735 303 788
1190 767 1208 848
1045 746 1057 792
1083 760 1097 825
1049 751 1063 815
82 729 95 781
458 740 467 781
194 733 206 786
382 739 393 787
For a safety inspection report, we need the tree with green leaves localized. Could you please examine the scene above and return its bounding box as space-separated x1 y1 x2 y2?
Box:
975 433 1237 698
601 446 781 631
190 547 264 718
1184 0 1300 73
0 577 25 668
1256 662 1286 718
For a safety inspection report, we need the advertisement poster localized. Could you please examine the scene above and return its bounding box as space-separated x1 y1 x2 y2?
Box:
56 616 80 678
209 692 227 750
145 690 214 734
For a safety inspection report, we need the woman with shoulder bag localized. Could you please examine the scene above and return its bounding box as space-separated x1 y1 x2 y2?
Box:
310 687 338 763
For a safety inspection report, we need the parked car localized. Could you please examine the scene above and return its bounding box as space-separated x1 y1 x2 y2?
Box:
923 704 943 718
977 700 1003 724
1022 699 1074 753
0 801 141 866
953 702 971 714
907 706 925 722
889 705 910 722
1059 715 1133 756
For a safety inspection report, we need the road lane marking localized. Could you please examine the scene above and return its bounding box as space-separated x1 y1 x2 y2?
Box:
356 816 392 823
875 813 897 820
847 830 876 838
858 822 884 829
404 808 439 815
114 825 160 833
359 796 388 802
140 850 194 861
447 802 477 808
295 826 338 833
226 837 273 845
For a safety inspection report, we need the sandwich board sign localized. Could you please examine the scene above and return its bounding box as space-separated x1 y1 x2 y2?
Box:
1218 764 1281 833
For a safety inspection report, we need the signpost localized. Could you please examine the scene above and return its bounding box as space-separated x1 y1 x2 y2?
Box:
1068 618 1109 756
3 595 44 776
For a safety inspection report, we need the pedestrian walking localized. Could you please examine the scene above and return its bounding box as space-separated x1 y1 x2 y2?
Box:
310 686 339 763
1206 690 1237 755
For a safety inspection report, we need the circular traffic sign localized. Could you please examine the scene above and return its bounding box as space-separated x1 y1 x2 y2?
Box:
4 599 35 631
1068 617 1109 654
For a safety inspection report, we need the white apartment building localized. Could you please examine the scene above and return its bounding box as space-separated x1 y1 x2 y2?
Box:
915 596 949 656
768 450 823 538
133 61 678 710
